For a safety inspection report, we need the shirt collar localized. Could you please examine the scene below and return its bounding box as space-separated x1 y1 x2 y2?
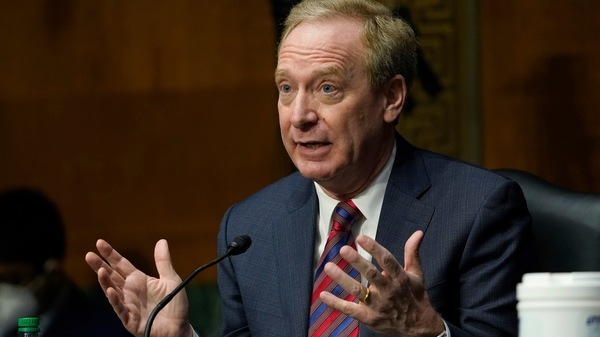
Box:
315 141 396 226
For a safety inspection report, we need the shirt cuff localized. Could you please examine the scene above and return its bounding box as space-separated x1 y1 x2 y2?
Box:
440 319 451 337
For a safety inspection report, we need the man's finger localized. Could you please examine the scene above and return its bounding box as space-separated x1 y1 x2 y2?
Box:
86 243 129 289
319 289 364 321
404 230 424 275
355 234 402 280
85 251 108 273
154 239 180 281
339 245 377 284
323 261 365 300
96 239 139 277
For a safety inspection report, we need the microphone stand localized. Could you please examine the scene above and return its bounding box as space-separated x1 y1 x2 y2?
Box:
144 236 251 337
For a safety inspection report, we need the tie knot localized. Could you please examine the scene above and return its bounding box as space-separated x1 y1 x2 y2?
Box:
332 200 364 232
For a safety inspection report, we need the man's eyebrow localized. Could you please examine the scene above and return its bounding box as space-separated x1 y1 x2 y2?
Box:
274 68 287 79
315 66 342 78
274 66 343 80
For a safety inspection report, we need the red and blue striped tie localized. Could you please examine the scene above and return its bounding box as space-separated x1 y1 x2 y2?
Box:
309 200 363 337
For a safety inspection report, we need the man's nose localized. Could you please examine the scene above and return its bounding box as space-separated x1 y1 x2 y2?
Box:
289 91 318 128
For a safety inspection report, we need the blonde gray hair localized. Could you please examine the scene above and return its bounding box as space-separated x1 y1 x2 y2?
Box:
279 0 417 91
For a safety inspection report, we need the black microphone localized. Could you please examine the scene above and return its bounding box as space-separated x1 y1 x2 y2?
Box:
144 235 252 337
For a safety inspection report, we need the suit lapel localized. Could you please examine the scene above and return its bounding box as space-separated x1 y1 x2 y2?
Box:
375 134 435 266
376 183 435 265
361 135 435 336
272 180 318 335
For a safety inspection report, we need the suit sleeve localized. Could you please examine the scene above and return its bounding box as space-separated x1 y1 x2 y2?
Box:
216 206 252 337
446 179 537 337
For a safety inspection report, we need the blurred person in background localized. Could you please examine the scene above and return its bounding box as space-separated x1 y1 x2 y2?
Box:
0 187 131 337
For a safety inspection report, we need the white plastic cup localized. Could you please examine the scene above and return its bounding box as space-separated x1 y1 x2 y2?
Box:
517 272 600 337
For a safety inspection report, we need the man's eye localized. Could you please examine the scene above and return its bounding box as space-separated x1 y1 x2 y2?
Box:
280 84 292 93
322 84 336 93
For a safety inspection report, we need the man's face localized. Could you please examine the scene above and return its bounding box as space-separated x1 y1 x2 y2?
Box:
275 18 396 198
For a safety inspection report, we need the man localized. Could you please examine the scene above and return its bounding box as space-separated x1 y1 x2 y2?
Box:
85 0 537 336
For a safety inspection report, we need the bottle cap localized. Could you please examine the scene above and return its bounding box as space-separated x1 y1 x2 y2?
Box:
17 317 41 333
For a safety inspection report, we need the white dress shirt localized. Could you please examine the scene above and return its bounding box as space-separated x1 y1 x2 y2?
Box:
313 143 396 284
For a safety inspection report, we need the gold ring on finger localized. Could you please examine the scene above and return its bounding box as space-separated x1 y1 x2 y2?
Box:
359 286 370 303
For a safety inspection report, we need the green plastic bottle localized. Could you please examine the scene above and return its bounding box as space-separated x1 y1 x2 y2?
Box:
17 317 40 337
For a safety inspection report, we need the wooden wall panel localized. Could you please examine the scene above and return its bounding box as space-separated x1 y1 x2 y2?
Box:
481 1 600 192
383 0 481 163
0 1 289 286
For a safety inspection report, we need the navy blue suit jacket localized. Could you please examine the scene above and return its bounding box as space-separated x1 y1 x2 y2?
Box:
217 135 536 337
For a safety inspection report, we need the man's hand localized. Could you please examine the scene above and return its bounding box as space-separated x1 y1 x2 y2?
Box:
85 239 194 337
319 231 445 337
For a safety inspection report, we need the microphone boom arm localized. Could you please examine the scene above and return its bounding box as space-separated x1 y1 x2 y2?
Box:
144 235 251 337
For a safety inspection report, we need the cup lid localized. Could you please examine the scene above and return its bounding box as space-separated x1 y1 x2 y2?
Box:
517 272 600 300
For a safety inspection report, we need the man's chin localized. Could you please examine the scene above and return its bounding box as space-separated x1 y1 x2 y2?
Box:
296 166 335 183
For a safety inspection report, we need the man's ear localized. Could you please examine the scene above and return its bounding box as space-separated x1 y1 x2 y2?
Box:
382 74 407 123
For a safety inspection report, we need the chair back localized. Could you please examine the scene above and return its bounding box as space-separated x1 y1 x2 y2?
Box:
494 169 600 272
